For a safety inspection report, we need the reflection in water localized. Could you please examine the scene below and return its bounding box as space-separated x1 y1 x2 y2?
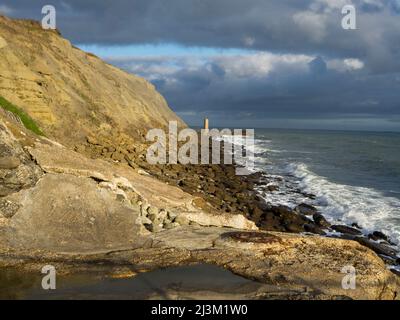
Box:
0 264 262 300
0 268 39 299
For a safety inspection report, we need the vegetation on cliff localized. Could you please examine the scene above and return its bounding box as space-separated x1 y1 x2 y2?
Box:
0 96 44 136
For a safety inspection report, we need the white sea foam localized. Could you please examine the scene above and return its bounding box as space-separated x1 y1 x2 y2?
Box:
286 162 400 245
228 134 400 247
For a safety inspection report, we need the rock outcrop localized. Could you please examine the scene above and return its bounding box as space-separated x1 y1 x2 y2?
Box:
0 114 256 252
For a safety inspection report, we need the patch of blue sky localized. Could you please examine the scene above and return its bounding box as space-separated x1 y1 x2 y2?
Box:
76 43 256 58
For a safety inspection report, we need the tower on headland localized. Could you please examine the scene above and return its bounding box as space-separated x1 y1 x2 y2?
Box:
204 117 209 130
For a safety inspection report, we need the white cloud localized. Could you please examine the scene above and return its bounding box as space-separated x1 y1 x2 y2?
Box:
344 58 364 70
243 36 256 47
311 0 352 12
292 11 328 42
361 0 385 10
0 5 13 15
327 58 364 72
214 53 313 78
110 52 315 81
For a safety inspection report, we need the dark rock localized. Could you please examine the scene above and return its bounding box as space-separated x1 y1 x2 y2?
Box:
223 194 237 203
274 205 294 216
330 233 357 241
285 223 305 233
205 184 217 195
378 254 398 265
351 223 362 229
304 224 326 235
251 206 263 220
295 203 318 216
266 205 313 234
258 211 286 232
246 182 254 190
390 269 400 277
280 208 310 223
331 225 363 236
267 184 279 192
313 213 331 228
355 237 398 259
372 231 389 242
368 233 380 241
305 193 317 200
235 192 248 202
247 171 263 182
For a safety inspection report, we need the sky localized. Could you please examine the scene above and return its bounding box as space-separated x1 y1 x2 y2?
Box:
1 0 400 131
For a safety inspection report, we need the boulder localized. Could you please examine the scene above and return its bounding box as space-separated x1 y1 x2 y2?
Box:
0 156 20 169
174 215 190 226
355 237 398 259
370 231 390 242
313 213 331 228
351 223 362 229
331 225 363 236
267 184 279 192
295 203 318 216
304 223 326 235
285 223 305 233
4 174 144 252
391 269 400 277
0 122 43 197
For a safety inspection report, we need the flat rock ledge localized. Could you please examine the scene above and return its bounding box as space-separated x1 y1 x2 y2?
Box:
0 227 399 300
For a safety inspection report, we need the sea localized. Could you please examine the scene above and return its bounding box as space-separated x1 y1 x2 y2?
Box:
251 128 400 246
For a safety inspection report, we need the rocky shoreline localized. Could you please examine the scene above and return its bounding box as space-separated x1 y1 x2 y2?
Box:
76 131 400 277
155 162 400 276
1 111 400 299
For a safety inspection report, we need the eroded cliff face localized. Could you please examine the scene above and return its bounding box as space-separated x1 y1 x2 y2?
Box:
0 15 186 147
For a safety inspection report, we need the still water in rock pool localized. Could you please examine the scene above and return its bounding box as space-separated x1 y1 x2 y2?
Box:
0 264 268 300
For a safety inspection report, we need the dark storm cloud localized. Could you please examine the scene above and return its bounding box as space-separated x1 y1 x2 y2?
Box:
2 0 400 129
3 0 400 73
108 53 399 121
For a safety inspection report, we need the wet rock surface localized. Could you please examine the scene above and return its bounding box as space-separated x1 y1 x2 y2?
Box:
221 231 282 244
355 237 398 259
313 213 331 228
331 225 364 236
295 203 318 216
